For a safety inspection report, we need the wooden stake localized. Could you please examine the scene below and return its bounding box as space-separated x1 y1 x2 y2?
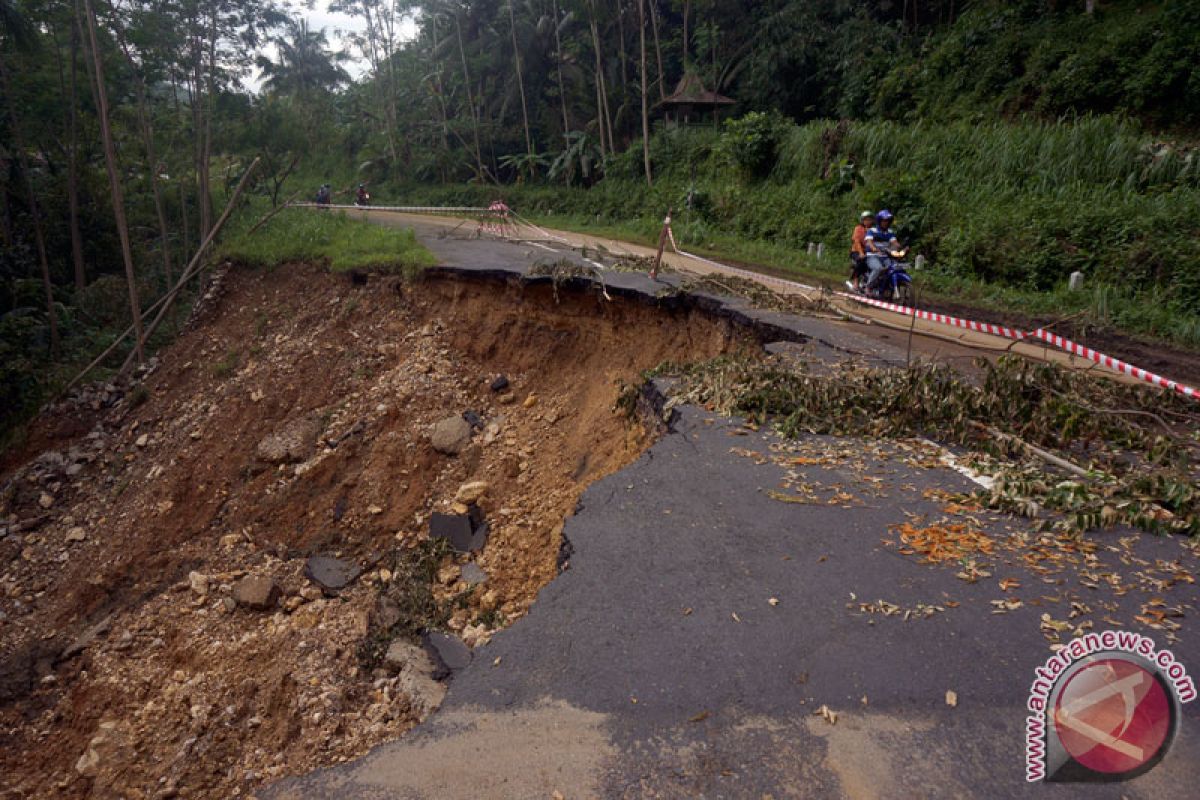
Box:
651 209 672 280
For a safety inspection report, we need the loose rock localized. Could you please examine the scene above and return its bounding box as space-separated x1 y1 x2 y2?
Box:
422 632 472 677
231 576 281 610
429 416 472 455
454 481 490 505
460 563 488 586
255 416 321 464
188 571 209 597
304 555 363 592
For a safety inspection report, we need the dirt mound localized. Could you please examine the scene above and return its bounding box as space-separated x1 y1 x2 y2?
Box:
0 262 754 799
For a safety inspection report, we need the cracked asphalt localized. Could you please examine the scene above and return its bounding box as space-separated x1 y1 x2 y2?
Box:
262 218 1200 799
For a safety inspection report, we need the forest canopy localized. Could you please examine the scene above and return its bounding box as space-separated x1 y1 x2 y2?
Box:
3 0 1200 441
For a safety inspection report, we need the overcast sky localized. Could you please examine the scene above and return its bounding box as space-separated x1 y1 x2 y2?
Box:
249 1 418 89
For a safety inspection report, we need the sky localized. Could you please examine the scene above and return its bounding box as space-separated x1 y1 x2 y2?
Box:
249 1 418 90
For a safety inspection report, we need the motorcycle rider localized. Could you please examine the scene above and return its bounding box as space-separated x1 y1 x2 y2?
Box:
356 183 369 206
864 209 904 294
316 183 331 207
847 210 874 291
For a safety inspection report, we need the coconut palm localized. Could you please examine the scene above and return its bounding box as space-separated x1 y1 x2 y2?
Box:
257 19 350 99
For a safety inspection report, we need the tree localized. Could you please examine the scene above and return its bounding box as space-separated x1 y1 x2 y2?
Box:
83 0 144 361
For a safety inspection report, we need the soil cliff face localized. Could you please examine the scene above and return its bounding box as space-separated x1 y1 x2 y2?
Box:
0 262 752 799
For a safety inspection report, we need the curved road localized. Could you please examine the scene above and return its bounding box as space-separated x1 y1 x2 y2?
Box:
263 213 1200 800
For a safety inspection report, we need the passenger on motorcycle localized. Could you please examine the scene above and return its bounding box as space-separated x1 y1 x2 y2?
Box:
864 209 904 292
847 210 874 291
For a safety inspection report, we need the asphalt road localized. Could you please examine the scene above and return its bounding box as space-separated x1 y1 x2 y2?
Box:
262 218 1200 799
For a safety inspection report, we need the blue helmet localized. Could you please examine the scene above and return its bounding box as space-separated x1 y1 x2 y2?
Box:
876 209 894 221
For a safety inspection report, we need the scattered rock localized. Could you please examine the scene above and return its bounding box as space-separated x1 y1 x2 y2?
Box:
75 721 121 776
38 493 54 510
135 434 149 448
65 527 87 543
522 393 539 409
489 375 510 392
430 415 472 455
383 639 427 671
460 562 488 586
462 410 484 430
429 512 487 553
231 576 281 610
497 392 516 405
454 481 490 505
304 555 362 592
188 571 209 597
255 416 321 464
422 632 472 677
386 640 446 713
59 614 114 661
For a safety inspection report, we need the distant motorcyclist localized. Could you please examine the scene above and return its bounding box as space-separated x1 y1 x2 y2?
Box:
316 183 331 207
864 209 906 293
847 210 874 291
355 184 370 206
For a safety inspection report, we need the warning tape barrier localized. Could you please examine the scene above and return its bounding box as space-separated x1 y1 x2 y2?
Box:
290 202 1197 401
662 224 1197 400
291 202 507 215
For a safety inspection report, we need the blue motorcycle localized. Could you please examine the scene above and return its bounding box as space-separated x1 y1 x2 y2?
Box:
854 249 914 305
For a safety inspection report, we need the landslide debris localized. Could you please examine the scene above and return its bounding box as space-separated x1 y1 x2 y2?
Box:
0 261 751 799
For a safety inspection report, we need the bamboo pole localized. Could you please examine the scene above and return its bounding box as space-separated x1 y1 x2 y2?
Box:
118 158 261 373
64 159 260 391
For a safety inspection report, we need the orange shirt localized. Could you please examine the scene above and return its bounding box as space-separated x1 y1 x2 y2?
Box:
851 224 868 256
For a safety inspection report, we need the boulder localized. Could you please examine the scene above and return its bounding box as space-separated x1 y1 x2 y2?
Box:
385 639 446 713
460 562 488 586
430 512 487 553
422 632 472 678
454 481 490 505
430 416 472 455
231 576 281 610
255 416 321 464
304 555 362 592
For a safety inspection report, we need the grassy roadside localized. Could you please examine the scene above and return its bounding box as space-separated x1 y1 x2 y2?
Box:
524 210 1200 350
219 205 437 275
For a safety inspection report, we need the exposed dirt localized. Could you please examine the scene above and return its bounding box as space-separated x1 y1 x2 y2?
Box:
0 262 755 799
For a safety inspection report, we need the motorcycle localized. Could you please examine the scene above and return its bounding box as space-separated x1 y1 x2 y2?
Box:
854 249 913 305
355 189 370 207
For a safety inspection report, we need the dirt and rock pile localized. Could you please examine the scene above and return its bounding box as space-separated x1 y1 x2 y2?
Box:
0 262 752 798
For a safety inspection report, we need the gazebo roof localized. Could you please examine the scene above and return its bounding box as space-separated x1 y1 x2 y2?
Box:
662 72 735 107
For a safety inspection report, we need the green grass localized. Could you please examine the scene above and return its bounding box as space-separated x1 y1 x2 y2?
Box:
219 205 437 275
379 113 1200 350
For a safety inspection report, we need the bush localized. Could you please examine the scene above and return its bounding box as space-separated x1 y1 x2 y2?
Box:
719 111 789 180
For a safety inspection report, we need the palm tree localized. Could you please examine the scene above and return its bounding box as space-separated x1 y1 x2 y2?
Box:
257 19 350 99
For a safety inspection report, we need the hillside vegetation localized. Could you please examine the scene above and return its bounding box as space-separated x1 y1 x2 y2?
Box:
3 0 1200 446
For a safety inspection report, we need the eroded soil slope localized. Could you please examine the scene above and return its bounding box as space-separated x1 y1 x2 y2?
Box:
0 262 753 799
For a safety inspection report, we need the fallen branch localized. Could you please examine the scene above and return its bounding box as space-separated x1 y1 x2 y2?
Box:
63 158 260 391
967 420 1092 479
117 158 261 374
247 188 303 236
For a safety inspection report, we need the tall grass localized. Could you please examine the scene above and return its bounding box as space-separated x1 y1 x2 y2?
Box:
384 114 1200 348
219 205 436 274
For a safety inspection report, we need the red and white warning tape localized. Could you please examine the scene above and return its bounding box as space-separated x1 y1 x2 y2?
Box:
663 225 1197 400
293 202 1196 400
